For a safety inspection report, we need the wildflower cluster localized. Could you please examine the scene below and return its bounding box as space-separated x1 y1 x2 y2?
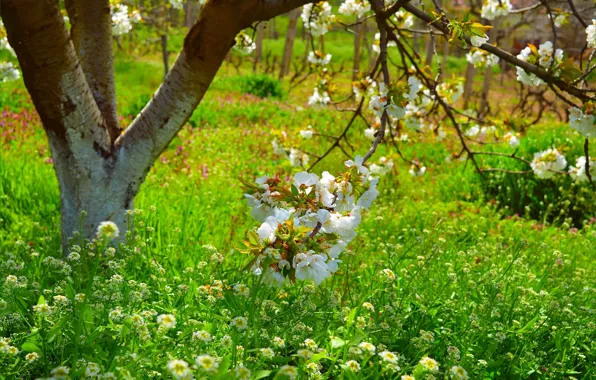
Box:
242 158 378 286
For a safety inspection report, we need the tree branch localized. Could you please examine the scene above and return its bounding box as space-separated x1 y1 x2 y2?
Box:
65 0 120 142
402 2 595 103
115 0 315 184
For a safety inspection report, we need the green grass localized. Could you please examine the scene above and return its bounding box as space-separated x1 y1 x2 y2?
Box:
0 24 595 380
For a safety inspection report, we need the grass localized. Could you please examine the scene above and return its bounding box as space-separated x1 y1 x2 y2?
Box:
1 22 596 380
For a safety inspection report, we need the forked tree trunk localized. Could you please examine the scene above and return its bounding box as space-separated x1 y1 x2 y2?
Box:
1 0 313 251
279 8 301 79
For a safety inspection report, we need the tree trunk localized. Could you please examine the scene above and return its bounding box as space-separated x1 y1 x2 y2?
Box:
184 1 200 29
462 62 476 109
352 21 364 80
424 34 435 66
161 34 169 76
279 8 300 79
440 39 448 78
2 0 314 251
253 22 265 72
65 0 120 141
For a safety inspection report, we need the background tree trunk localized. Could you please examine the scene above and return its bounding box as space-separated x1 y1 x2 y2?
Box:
279 8 301 79
352 22 364 80
184 1 200 29
253 22 265 72
161 34 169 76
462 62 476 109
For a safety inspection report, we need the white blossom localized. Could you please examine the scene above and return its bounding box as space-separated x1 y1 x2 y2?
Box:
338 0 370 19
569 107 596 137
470 34 488 48
234 32 256 55
302 3 335 37
569 156 596 183
168 0 184 10
587 19 596 49
0 62 19 83
111 4 132 36
481 0 512 20
531 148 567 179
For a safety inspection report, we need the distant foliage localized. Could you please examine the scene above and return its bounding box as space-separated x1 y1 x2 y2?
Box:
239 74 284 99
480 172 596 228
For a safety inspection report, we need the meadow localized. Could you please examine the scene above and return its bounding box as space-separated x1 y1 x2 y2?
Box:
1 23 596 380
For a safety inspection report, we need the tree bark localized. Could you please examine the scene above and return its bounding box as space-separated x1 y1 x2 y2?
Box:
65 0 121 141
279 8 301 79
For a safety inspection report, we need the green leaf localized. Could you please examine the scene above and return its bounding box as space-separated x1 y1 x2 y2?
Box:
291 184 299 197
330 336 345 349
21 342 42 353
253 370 272 379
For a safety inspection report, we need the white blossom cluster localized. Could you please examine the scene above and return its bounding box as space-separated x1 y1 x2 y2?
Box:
338 0 370 19
394 10 414 30
0 37 15 57
301 2 335 37
569 107 596 137
436 80 464 104
466 48 499 69
369 156 394 177
548 13 568 28
372 32 397 54
272 135 310 167
307 51 332 66
569 156 596 183
0 62 19 83
586 19 596 49
369 83 405 119
531 148 567 179
481 0 512 21
111 4 139 36
0 21 19 83
516 41 563 86
308 81 331 107
234 32 256 55
168 0 184 10
243 159 379 286
352 76 375 101
503 132 520 148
